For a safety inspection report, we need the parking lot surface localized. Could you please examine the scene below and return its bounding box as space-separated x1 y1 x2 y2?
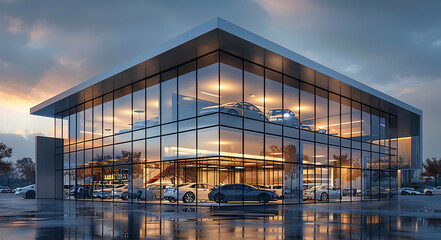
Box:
0 193 441 239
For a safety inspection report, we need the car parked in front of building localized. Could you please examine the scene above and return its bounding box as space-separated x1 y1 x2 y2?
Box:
15 184 36 199
303 185 341 201
424 186 441 195
415 185 434 193
398 187 420 195
208 183 278 203
0 186 11 193
164 183 214 203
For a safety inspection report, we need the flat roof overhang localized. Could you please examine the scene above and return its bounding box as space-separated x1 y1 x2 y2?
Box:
30 17 422 125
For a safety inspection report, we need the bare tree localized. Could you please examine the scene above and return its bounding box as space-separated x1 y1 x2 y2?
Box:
15 157 36 182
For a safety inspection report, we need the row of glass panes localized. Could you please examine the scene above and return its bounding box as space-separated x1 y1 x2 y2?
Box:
54 51 398 148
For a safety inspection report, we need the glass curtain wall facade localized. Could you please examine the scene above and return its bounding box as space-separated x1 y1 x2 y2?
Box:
55 50 399 205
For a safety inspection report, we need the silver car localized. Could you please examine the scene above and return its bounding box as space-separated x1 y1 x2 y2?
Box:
200 102 266 121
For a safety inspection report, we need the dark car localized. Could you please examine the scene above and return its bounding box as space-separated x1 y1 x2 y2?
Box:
366 187 389 199
73 185 93 199
208 184 278 203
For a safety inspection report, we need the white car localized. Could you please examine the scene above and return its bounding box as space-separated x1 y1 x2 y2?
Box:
398 187 420 195
303 185 341 201
164 183 214 203
424 186 441 195
15 184 36 199
110 184 128 198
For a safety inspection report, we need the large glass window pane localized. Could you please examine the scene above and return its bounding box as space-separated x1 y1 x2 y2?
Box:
93 98 102 139
220 53 242 106
301 141 314 164
265 135 282 161
146 75 160 127
300 83 314 131
85 101 92 141
133 139 145 164
63 111 69 145
341 98 351 139
315 143 328 165
380 112 389 147
265 70 282 124
133 80 146 130
220 127 242 157
103 93 113 137
178 130 196 159
69 109 76 144
244 131 264 159
244 61 264 121
315 89 328 142
178 61 196 120
162 134 177 161
161 69 177 124
197 52 219 116
329 93 340 138
283 76 300 129
352 101 361 141
197 127 219 157
329 146 340 167
371 109 380 145
146 137 160 162
114 86 132 134
76 105 84 143
361 105 371 143
114 142 131 165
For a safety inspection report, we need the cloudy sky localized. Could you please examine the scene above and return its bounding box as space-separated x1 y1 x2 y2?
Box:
0 0 440 161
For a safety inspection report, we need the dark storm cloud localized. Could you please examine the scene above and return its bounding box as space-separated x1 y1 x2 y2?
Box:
0 0 439 159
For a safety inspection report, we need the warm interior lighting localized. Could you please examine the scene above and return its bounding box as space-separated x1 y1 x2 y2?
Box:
199 91 219 98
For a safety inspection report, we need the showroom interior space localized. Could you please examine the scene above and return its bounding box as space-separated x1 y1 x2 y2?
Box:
31 18 422 206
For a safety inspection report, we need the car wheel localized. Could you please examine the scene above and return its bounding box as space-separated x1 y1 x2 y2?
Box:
426 191 433 196
183 192 195 203
121 193 128 200
258 193 270 203
320 192 328 201
26 190 35 199
214 193 225 203
227 109 239 116
402 191 408 195
411 193 416 195
147 193 156 201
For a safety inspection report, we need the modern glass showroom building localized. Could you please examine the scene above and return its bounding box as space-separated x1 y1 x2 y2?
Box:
31 18 422 205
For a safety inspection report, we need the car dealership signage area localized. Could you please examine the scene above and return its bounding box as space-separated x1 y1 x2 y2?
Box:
31 18 421 206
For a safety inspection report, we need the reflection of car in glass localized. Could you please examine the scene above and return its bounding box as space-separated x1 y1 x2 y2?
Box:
199 102 266 121
398 187 420 195
254 185 286 198
111 184 128 198
164 183 214 203
135 183 174 201
303 185 341 201
73 185 93 199
15 184 36 199
366 187 389 199
266 109 299 127
117 117 159 134
208 184 278 203
92 191 111 199
341 188 357 196
424 186 441 195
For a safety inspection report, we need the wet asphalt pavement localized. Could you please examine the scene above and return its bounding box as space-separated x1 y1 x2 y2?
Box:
0 194 441 239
